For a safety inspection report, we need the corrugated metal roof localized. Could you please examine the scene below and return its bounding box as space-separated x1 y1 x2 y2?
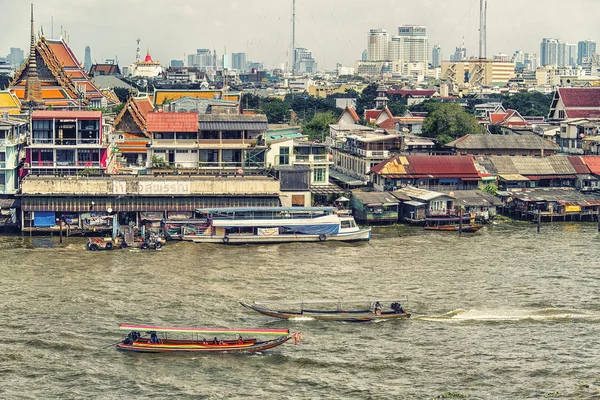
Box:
441 190 503 206
198 121 268 131
351 191 400 205
146 112 198 132
446 134 558 150
581 156 600 175
568 156 591 174
509 187 600 205
394 186 450 201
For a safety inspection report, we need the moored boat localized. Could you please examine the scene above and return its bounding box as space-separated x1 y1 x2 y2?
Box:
116 324 301 353
423 224 482 232
240 299 411 322
180 207 371 244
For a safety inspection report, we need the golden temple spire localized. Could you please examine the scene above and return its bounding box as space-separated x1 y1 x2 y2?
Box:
24 2 43 104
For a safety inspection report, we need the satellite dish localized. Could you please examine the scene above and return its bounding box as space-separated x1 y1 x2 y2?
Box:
107 207 113 214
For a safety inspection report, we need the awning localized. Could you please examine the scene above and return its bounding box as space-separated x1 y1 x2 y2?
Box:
498 174 530 181
524 175 577 181
329 170 365 186
0 198 20 208
460 177 482 181
404 200 426 207
310 183 345 194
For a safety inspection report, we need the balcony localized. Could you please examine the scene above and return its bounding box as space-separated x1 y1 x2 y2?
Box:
294 154 332 164
355 149 390 158
30 161 101 168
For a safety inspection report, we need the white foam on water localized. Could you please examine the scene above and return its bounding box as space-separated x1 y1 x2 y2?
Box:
416 308 599 322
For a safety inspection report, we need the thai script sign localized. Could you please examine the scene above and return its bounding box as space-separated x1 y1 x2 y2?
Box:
138 181 191 195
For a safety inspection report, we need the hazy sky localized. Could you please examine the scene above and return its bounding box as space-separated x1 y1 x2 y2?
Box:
1 0 599 70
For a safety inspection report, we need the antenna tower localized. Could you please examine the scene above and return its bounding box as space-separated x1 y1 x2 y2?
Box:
291 0 296 74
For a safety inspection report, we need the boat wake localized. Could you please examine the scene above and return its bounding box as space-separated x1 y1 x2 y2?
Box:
415 308 600 322
288 316 315 321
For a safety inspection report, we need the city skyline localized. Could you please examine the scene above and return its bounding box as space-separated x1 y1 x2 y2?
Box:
1 0 600 70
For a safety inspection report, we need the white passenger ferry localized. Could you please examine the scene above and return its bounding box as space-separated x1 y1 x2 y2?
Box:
180 207 371 244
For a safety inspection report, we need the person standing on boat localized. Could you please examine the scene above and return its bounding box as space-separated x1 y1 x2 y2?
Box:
374 301 382 315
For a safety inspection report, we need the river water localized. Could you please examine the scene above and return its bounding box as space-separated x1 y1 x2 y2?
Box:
1 223 600 399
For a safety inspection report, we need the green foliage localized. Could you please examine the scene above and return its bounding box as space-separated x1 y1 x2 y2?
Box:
151 155 170 169
112 102 126 115
482 183 498 196
241 93 262 110
87 106 111 114
422 103 484 146
284 93 340 122
77 168 101 177
302 111 337 141
0 74 10 90
355 83 378 115
113 87 132 103
261 98 291 123
502 92 553 117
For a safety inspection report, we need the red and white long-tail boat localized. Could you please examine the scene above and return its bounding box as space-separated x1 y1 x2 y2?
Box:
116 324 301 353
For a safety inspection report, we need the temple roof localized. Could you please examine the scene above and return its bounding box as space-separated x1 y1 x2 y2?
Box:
9 36 114 109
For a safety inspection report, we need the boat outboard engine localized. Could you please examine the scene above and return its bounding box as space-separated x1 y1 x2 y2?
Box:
391 302 405 314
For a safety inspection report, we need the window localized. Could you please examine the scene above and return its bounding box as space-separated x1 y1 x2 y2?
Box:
32 120 53 144
176 132 196 140
200 150 219 165
279 146 290 165
313 167 326 183
558 110 565 119
154 132 175 140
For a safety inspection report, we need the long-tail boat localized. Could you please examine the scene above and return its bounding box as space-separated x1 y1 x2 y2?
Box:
116 324 301 353
240 299 411 322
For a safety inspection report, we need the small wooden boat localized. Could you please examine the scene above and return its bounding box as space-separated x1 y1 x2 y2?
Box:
423 224 482 232
116 324 301 353
240 300 411 322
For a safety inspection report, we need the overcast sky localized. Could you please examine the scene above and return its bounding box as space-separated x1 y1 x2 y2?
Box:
1 0 599 70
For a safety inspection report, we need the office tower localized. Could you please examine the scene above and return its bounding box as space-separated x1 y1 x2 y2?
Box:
367 28 389 61
7 47 24 67
231 53 247 71
362 49 367 61
540 38 559 66
294 48 317 73
578 40 596 65
451 46 467 62
187 49 215 69
170 60 184 67
566 44 577 67
432 45 442 68
83 46 92 72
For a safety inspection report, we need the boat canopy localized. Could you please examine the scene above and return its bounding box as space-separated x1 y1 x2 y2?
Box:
253 298 407 305
197 207 336 214
119 324 289 335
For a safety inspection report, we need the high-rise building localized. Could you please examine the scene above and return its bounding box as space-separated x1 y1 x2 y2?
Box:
540 38 559 66
294 48 317 73
170 60 184 67
361 49 367 62
578 40 596 65
396 25 428 65
231 52 247 71
367 28 389 61
451 46 467 62
7 47 24 67
566 44 577 67
187 48 215 69
397 25 427 37
431 45 442 68
83 45 92 72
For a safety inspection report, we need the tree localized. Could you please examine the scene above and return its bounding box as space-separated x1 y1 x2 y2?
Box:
422 103 484 146
0 74 10 90
261 99 291 123
241 93 262 110
302 111 337 141
113 87 132 103
502 92 553 117
355 83 378 115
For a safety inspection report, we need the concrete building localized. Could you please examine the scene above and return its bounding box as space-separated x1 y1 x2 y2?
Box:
540 38 559 66
431 44 442 68
83 46 92 72
170 60 184 67
294 48 317 74
231 53 247 71
367 28 389 61
0 115 27 194
7 47 24 68
442 59 516 88
578 40 596 66
188 49 214 69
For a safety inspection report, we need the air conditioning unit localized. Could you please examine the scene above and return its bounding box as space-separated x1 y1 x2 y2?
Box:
24 162 30 167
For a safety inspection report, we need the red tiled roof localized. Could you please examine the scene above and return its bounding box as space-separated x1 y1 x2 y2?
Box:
146 112 198 132
89 64 121 75
364 109 380 121
565 110 600 119
32 110 102 119
388 90 437 98
581 156 600 175
568 156 591 174
378 119 396 130
133 98 154 117
348 107 359 122
489 113 508 124
558 88 600 108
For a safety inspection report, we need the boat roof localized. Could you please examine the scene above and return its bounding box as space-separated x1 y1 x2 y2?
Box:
252 298 407 305
197 207 335 213
119 324 289 335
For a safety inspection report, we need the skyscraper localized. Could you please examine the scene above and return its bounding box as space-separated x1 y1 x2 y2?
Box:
187 49 214 69
431 45 442 68
566 44 577 67
578 40 597 65
367 28 389 61
294 48 317 73
540 38 559 66
396 25 428 65
83 46 92 72
361 49 367 62
7 47 24 67
231 53 247 71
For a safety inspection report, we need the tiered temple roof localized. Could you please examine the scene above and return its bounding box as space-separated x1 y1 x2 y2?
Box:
9 8 114 110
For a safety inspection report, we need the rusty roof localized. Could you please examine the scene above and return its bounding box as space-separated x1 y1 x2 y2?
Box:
370 155 479 178
146 112 198 132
